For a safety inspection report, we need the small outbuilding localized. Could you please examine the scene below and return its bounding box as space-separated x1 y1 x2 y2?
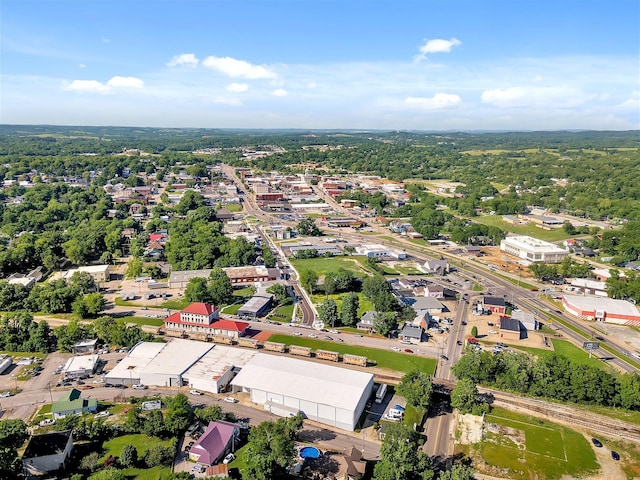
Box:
189 420 240 466
499 316 523 340
71 339 98 355
52 389 97 419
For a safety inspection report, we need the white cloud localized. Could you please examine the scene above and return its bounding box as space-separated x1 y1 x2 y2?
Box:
226 82 249 93
202 56 277 79
270 88 288 97
78 64 86 69
415 37 461 61
404 93 462 110
63 79 111 94
63 76 144 94
166 53 199 68
481 87 527 107
107 76 144 88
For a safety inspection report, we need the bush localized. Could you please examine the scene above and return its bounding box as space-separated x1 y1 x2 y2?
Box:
144 444 175 467
120 443 138 467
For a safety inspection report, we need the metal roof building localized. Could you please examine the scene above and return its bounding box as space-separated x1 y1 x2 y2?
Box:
230 354 374 431
183 345 258 394
237 295 273 319
140 339 213 387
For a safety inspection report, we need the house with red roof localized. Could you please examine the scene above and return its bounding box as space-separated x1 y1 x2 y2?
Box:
164 303 249 339
189 420 240 466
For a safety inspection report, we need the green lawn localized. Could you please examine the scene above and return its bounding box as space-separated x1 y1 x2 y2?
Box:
221 303 243 315
403 405 426 428
119 316 165 327
270 303 295 321
311 292 375 318
478 407 598 480
1 351 48 359
101 434 175 462
290 256 372 278
266 334 436 375
159 298 190 310
474 215 570 243
119 466 173 480
225 203 243 212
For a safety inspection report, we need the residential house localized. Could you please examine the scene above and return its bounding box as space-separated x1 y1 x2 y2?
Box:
400 323 423 343
357 311 377 333
23 430 74 476
335 446 366 480
52 389 97 419
424 284 445 298
189 420 240 466
402 296 445 315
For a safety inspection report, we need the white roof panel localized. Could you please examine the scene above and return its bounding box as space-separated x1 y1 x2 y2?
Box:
184 345 258 381
231 354 373 412
142 339 213 375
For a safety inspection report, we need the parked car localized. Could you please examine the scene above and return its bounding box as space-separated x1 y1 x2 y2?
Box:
95 411 111 418
591 438 603 448
133 384 147 390
391 346 401 351
39 418 55 427
191 464 205 473
611 451 620 460
0 392 11 398
329 329 339 334
440 354 449 361
223 453 235 464
293 331 303 336
190 390 203 395
404 349 414 354
223 396 238 403
456 340 463 345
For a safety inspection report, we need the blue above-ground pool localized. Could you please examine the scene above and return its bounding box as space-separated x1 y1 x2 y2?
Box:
299 446 321 459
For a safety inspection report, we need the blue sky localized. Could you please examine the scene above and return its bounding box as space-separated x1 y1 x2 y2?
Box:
2 0 638 130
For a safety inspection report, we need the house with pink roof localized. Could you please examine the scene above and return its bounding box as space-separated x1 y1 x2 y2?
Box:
189 421 240 466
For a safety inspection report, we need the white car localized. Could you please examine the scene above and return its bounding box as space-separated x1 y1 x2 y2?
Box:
0 392 11 398
95 411 111 418
190 390 203 396
391 346 401 352
39 418 55 427
293 331 303 336
132 384 147 390
488 329 498 334
308 333 318 338
329 329 339 334
223 396 238 403
223 453 235 464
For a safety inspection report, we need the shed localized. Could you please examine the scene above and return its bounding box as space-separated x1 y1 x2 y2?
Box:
23 430 74 476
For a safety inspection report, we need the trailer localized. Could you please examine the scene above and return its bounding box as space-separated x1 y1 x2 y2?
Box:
0 356 12 375
375 383 388 404
238 338 260 349
289 345 312 357
164 330 188 338
315 349 339 362
343 353 368 367
264 341 286 353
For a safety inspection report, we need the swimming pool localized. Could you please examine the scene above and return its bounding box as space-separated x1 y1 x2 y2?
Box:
299 446 321 459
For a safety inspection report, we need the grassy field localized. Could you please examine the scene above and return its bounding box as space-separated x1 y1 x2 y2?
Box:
473 215 570 243
290 256 372 278
0 351 47 359
225 203 243 212
501 339 612 372
269 303 295 321
119 315 165 327
101 433 175 479
477 407 598 480
311 292 375 318
266 334 436 375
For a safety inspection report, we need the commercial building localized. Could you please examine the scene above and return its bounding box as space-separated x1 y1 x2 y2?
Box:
500 235 569 264
71 339 98 355
499 316 523 340
223 265 279 285
355 244 407 259
511 310 538 331
183 345 258 394
562 295 640 326
62 355 99 379
231 354 374 431
164 303 249 339
483 296 507 315
104 342 166 385
49 264 112 283
237 295 273 319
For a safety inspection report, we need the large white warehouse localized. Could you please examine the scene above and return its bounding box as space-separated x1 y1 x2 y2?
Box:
230 354 374 431
500 235 569 264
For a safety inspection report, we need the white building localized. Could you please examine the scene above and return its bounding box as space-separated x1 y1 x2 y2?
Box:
49 264 112 283
23 431 74 476
62 355 99 378
183 345 258 394
500 235 569 264
355 244 407 259
231 354 374 431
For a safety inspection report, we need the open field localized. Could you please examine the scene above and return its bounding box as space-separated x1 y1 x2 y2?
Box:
469 407 598 480
267 334 436 375
473 215 570 242
291 256 372 278
310 292 375 318
101 434 175 478
119 315 165 327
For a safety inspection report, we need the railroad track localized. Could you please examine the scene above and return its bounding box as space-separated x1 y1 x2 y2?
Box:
489 390 640 442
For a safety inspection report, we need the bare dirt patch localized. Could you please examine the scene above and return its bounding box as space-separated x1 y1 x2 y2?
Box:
456 413 484 445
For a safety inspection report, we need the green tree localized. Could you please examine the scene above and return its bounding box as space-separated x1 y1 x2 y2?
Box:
89 469 127 480
126 257 143 279
0 418 28 476
437 463 475 480
208 267 233 306
373 311 396 336
165 394 192 433
471 326 478 338
266 283 290 305
300 270 318 295
373 422 433 480
185 277 211 303
80 452 102 472
143 409 165 437
119 443 138 467
144 444 176 467
450 378 487 415
262 248 276 268
340 292 360 326
319 298 339 328
397 369 433 410
244 415 303 480
124 405 143 434
194 405 224 423
296 217 322 236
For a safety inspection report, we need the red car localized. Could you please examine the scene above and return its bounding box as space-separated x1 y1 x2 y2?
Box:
404 349 414 354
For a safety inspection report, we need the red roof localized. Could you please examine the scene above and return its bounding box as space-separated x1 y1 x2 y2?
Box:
149 233 164 241
210 319 249 332
182 303 216 315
